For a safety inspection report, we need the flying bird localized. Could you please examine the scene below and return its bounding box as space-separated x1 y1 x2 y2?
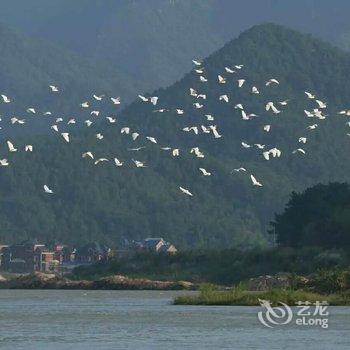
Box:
293 148 306 155
238 79 245 88
225 67 235 73
106 116 116 123
315 99 327 109
128 147 146 151
49 85 59 92
199 168 211 176
111 97 121 105
131 132 140 141
0 159 9 166
179 186 193 196
172 149 180 157
250 175 263 187
44 185 54 194
114 158 123 167
263 125 271 132
61 133 70 143
11 117 25 125
121 127 130 134
94 158 109 165
1 95 11 103
132 159 146 168
218 75 226 84
265 78 279 86
192 59 202 66
7 141 17 152
146 136 157 144
307 124 318 130
232 167 246 172
305 91 315 99
219 94 229 103
251 86 259 94
82 152 94 159
93 94 104 101
150 96 158 106
138 95 148 102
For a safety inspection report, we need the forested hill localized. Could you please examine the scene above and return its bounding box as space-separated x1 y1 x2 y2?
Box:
2 0 350 95
0 23 136 134
1 23 350 249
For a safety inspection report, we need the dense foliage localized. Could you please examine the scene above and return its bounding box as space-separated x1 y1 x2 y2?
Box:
1 24 350 248
271 183 350 249
73 247 350 285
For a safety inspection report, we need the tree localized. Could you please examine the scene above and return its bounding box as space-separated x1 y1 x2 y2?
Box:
270 183 350 250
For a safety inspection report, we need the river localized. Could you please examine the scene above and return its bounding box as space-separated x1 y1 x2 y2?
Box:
0 290 349 349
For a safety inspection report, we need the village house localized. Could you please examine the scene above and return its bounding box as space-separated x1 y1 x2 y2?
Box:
0 241 57 273
133 237 177 254
0 240 113 272
74 242 111 263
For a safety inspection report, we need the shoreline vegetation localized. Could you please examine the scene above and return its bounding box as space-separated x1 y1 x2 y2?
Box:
0 268 349 307
173 286 350 306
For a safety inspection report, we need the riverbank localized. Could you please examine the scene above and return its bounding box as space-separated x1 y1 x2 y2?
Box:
174 288 350 306
0 272 195 290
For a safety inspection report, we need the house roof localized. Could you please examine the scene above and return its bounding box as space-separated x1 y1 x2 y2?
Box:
142 238 165 248
75 242 110 256
159 243 177 252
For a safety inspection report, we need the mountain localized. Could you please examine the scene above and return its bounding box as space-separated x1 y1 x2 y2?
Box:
0 23 139 135
1 0 350 95
1 23 350 249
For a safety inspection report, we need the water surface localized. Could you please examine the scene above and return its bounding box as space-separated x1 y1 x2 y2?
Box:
0 290 349 349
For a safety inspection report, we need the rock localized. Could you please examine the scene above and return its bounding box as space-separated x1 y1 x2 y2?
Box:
0 272 60 289
0 272 194 290
0 275 6 282
91 275 194 290
247 273 291 291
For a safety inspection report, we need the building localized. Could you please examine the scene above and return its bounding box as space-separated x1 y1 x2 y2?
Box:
75 242 111 263
0 244 9 268
132 237 178 254
159 243 177 254
143 238 166 252
0 241 57 273
34 247 57 272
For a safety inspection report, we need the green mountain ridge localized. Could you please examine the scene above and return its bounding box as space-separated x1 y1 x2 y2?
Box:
0 23 349 249
0 22 140 135
2 0 350 96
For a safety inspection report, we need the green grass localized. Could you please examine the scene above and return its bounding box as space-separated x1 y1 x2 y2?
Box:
174 287 350 306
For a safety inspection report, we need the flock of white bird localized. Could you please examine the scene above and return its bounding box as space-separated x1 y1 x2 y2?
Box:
0 58 348 197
